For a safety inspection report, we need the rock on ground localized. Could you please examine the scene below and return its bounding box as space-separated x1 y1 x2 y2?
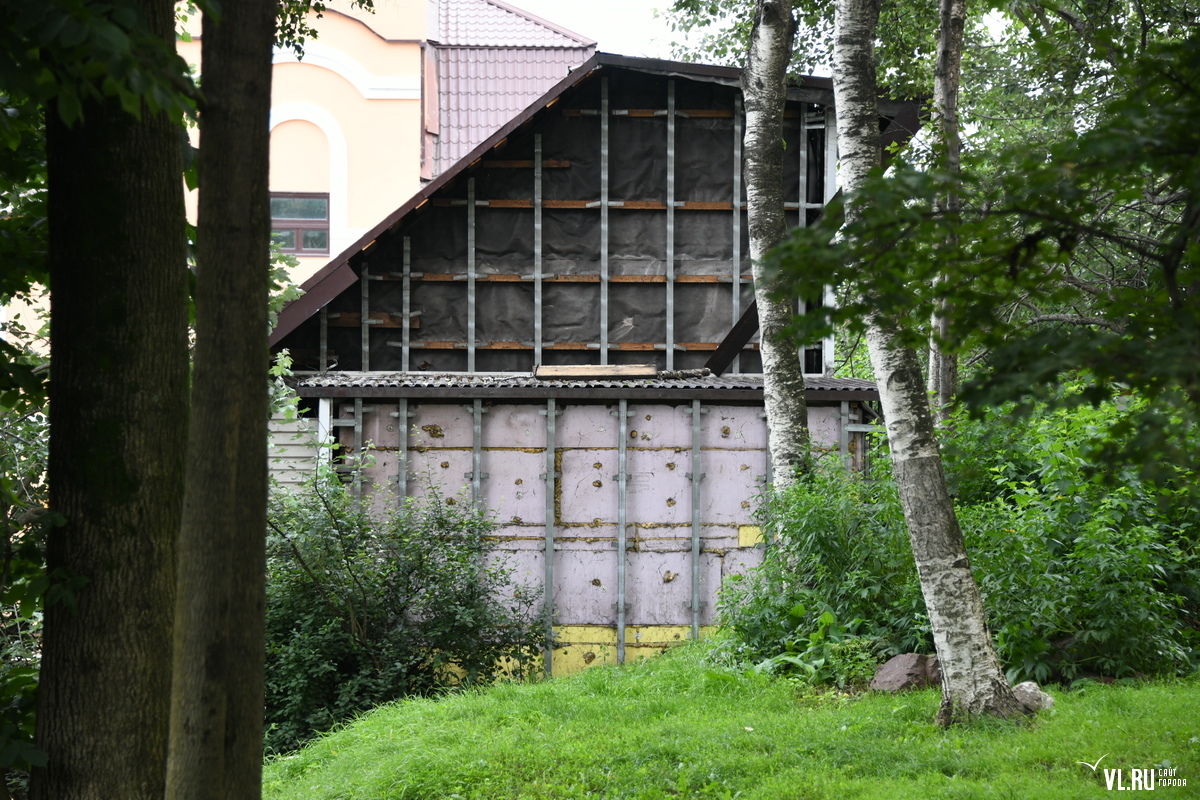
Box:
869 653 941 692
1012 680 1055 712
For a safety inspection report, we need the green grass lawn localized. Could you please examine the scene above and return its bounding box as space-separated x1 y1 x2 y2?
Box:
262 644 1200 799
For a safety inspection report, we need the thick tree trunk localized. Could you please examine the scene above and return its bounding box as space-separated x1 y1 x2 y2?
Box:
832 0 1023 725
927 0 967 423
165 2 276 797
742 0 810 489
33 1 189 797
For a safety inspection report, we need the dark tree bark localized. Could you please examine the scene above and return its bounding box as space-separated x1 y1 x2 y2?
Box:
832 0 1024 725
742 0 811 489
165 2 276 797
32 0 189 797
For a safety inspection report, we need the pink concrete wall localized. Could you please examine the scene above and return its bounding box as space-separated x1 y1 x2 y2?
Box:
336 398 862 670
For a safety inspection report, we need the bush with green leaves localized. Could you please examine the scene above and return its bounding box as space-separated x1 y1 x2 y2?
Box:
265 472 546 754
710 464 923 684
951 393 1199 682
717 387 1199 686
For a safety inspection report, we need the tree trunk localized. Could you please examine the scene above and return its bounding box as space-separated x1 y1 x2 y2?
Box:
832 0 1023 725
165 2 276 797
927 0 967 423
32 1 189 797
742 0 811 489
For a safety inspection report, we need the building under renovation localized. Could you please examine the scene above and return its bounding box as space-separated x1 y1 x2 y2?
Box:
269 53 920 673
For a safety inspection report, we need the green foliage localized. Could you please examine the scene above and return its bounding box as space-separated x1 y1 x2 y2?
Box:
776 34 1200 479
0 334 49 789
275 0 375 55
713 464 928 680
665 0 936 94
264 471 546 754
948 390 1200 682
0 0 197 126
750 608 881 690
718 391 1199 685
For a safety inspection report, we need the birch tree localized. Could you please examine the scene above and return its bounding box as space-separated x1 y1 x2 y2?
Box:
742 0 811 488
926 0 966 422
832 0 1024 724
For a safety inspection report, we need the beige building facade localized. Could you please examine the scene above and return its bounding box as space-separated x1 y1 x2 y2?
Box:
180 0 594 283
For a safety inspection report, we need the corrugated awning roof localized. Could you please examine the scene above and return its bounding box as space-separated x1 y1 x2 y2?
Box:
290 370 879 402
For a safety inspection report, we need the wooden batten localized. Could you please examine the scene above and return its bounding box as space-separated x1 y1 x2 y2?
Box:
535 364 658 380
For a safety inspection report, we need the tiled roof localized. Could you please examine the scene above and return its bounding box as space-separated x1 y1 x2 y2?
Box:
434 46 591 175
433 0 595 47
294 371 876 394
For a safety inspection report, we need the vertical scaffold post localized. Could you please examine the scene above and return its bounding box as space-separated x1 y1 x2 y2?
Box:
468 399 484 507
688 399 706 639
360 262 370 370
534 134 544 366
540 398 560 675
467 178 477 372
840 400 852 471
352 397 364 502
401 236 411 371
319 307 328 371
394 398 410 503
732 96 743 374
599 78 610 365
798 109 810 229
665 80 677 371
614 398 629 662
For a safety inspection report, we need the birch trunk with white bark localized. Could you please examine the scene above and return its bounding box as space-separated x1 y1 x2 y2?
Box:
927 0 967 423
742 0 811 489
832 0 1023 725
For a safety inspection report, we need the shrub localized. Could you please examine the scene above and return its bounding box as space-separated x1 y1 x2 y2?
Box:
711 464 922 680
264 471 546 754
716 389 1199 686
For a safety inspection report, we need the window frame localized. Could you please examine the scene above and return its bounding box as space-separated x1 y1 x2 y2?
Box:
270 191 330 256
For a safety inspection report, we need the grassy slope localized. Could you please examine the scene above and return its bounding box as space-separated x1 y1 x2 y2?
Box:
263 644 1200 800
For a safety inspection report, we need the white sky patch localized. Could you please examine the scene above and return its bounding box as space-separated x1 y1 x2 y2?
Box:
504 0 680 59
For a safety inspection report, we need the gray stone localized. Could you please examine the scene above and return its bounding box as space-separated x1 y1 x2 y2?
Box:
1012 680 1055 712
869 653 942 692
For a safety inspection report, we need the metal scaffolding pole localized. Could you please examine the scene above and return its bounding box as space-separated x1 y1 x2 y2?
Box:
613 398 629 662
665 80 677 371
540 398 560 675
600 79 610 365
687 399 707 638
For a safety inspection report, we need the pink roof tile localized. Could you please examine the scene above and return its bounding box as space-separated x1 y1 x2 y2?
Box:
433 0 595 48
428 0 595 178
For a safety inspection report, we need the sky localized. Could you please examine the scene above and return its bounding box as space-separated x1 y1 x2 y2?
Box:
503 0 680 59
